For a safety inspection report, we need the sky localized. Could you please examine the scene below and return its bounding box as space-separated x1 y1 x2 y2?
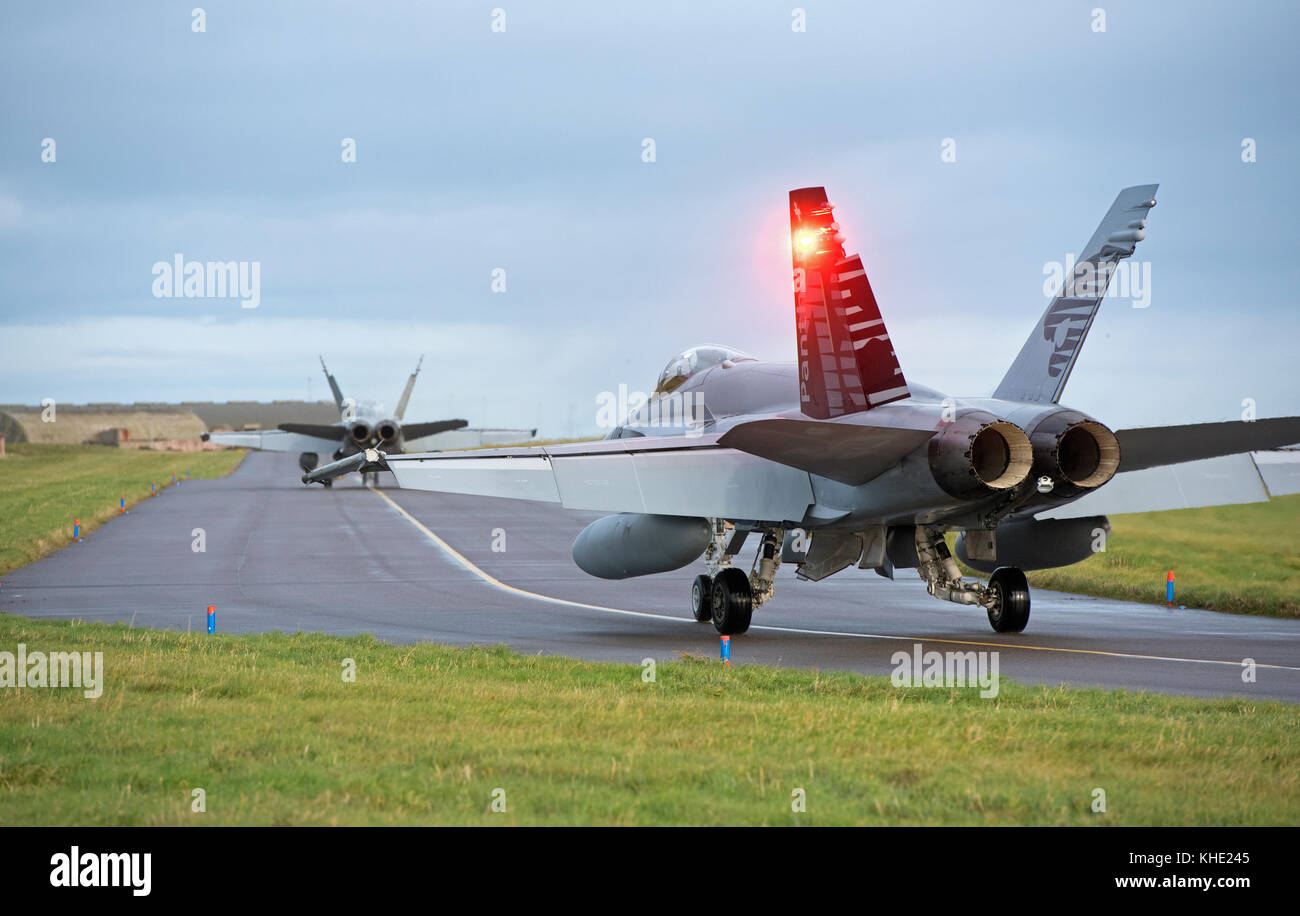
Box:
1 0 1297 435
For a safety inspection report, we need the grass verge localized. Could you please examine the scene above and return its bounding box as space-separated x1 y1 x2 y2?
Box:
0 444 246 576
0 613 1295 826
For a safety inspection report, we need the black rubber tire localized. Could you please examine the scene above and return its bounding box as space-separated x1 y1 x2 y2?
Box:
322 480 333 489
711 568 753 635
987 566 1031 633
691 575 713 623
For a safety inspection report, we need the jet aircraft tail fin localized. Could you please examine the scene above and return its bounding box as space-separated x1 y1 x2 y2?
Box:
320 356 346 412
789 187 909 419
992 184 1159 404
395 355 422 421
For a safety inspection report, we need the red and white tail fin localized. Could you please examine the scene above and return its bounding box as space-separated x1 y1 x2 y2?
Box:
789 187 909 419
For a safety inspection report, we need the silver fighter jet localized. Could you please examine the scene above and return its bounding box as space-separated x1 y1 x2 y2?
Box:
206 357 528 486
309 186 1300 633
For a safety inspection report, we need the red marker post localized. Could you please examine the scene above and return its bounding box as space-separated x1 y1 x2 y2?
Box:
1166 570 1175 606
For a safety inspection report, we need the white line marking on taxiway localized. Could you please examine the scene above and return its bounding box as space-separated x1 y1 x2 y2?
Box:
374 489 1300 673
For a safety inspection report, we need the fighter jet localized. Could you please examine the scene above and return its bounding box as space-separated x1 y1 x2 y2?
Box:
205 357 476 486
307 186 1300 633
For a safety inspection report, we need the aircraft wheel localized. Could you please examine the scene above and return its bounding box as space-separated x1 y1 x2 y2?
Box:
322 480 333 489
711 568 753 635
987 567 1031 633
691 575 713 622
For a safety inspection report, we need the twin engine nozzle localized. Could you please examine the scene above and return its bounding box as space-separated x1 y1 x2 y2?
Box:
1026 410 1120 497
349 420 402 446
929 411 1035 499
928 408 1120 501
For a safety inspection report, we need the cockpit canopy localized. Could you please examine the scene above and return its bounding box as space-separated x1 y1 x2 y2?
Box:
653 345 756 395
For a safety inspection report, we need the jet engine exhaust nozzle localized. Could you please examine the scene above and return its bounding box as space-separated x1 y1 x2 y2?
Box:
349 421 371 444
1028 411 1120 496
929 412 1033 499
1056 420 1119 487
375 420 401 445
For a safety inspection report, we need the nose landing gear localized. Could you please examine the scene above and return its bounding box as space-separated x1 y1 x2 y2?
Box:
689 522 778 635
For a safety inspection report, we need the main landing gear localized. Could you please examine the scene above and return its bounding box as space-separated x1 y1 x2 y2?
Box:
915 526 1031 633
985 566 1031 633
690 522 780 635
688 523 1034 637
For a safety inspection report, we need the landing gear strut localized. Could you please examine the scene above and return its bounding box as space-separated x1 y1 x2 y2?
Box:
689 521 781 636
915 526 1031 633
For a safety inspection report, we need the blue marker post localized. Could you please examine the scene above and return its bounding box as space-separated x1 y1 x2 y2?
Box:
207 605 215 634
73 519 80 541
151 481 156 494
1166 570 1175 606
119 496 129 515
720 635 731 667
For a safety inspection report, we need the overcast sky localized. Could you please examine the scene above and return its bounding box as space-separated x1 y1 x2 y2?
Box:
1 1 1297 434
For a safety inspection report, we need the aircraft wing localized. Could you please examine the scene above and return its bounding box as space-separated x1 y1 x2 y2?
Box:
205 429 340 453
383 436 816 523
1253 449 1300 496
1036 451 1295 519
1035 418 1300 518
404 426 537 452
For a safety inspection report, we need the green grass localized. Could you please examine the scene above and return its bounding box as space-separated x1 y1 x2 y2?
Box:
0 444 246 576
954 495 1300 619
0 613 1295 826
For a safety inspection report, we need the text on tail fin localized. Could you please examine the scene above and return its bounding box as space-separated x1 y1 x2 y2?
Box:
790 187 909 419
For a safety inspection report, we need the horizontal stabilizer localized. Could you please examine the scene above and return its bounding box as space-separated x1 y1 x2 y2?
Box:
717 418 934 486
278 422 344 440
1116 416 1300 472
401 419 469 440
